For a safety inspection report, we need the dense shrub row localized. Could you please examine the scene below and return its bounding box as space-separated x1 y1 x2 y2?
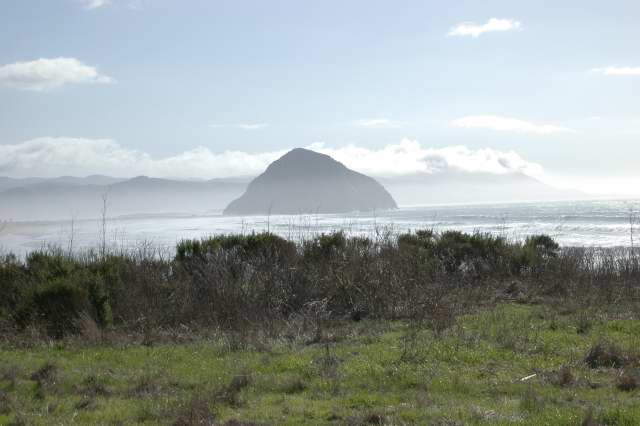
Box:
0 230 638 339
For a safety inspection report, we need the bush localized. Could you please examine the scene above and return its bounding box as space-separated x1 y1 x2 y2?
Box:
521 234 561 273
302 232 347 260
0 230 604 341
26 250 77 282
176 232 296 263
0 255 27 320
525 234 560 256
86 273 113 329
398 229 436 249
430 231 509 274
31 279 89 338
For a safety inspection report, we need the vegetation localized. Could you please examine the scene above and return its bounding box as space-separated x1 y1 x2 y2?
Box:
1 230 639 424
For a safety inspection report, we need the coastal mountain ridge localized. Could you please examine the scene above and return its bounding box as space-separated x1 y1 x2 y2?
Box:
1 154 586 221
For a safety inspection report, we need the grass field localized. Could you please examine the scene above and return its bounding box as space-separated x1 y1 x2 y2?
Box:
1 303 639 425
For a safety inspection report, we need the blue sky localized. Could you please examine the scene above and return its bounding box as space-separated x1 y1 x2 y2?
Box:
1 0 639 195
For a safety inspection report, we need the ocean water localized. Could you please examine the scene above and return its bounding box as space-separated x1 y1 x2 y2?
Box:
1 199 639 256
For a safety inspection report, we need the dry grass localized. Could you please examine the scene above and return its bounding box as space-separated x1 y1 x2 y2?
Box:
617 370 639 392
214 374 251 407
172 395 216 426
279 376 306 394
29 362 57 399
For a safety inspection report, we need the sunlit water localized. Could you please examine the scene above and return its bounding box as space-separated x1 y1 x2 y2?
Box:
1 199 640 257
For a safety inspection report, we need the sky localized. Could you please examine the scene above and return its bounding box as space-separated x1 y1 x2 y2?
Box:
0 0 639 196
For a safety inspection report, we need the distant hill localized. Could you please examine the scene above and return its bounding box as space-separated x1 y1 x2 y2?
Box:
0 175 125 192
0 177 47 192
224 148 397 215
0 165 585 221
379 171 585 206
0 176 247 221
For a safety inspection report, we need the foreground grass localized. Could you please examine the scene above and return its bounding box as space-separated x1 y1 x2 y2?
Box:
1 304 640 425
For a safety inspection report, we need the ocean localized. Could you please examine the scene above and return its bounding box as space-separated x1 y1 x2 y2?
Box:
1 199 639 257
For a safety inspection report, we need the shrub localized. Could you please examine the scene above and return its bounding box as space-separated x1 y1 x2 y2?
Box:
398 229 436 249
86 273 113 329
525 234 560 256
302 232 347 260
31 279 89 338
176 233 296 266
26 250 77 282
0 229 624 342
0 255 27 320
434 231 509 274
522 234 561 273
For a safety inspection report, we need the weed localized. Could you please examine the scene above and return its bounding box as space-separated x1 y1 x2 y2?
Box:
29 362 56 385
74 397 97 411
132 375 163 398
551 366 574 387
519 386 544 413
76 374 110 398
581 408 599 426
0 390 11 415
215 374 251 407
30 362 57 399
280 376 306 394
584 341 631 369
173 395 216 426
347 411 386 425
0 365 19 390
576 314 594 335
617 370 638 392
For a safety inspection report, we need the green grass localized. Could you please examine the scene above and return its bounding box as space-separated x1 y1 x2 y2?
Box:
1 304 640 425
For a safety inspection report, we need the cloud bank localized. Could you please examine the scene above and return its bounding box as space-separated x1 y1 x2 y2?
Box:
448 18 521 38
0 58 113 91
0 137 543 179
309 141 543 178
452 115 575 134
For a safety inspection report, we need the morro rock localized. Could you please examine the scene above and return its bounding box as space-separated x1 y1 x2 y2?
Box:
223 148 397 215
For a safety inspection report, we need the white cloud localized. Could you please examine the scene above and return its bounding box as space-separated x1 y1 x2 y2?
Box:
591 66 640 76
0 58 113 91
0 137 543 179
452 115 575 134
0 138 285 179
80 0 111 10
354 118 405 129
79 0 146 10
449 18 521 38
308 140 544 178
209 123 268 130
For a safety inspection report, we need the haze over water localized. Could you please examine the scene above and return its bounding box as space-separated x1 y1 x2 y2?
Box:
2 199 639 256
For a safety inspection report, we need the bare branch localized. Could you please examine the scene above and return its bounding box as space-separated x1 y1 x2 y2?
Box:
100 189 110 258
